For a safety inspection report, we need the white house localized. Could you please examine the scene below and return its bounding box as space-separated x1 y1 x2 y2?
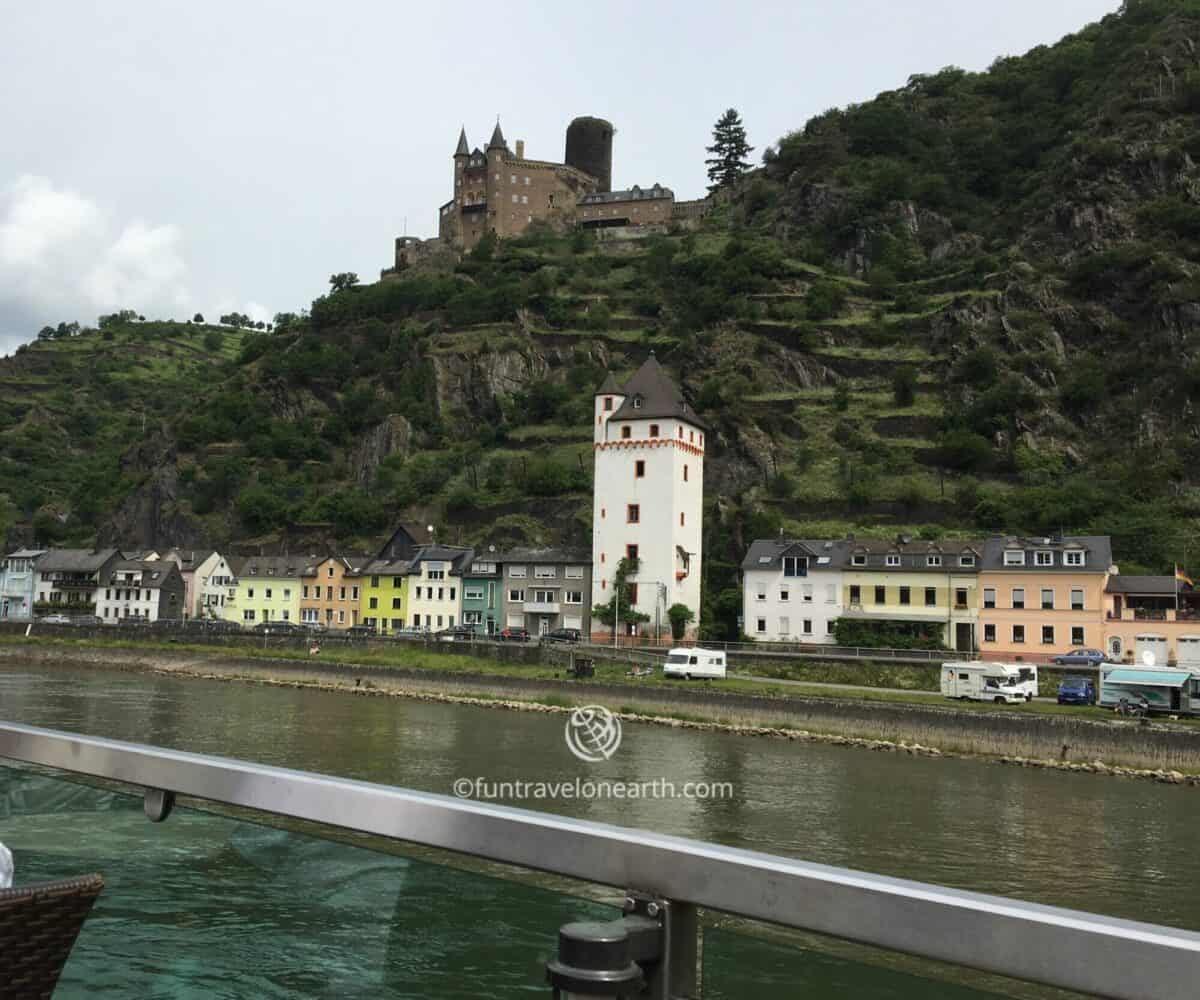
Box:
405 546 472 631
591 354 704 639
741 539 846 643
0 548 46 621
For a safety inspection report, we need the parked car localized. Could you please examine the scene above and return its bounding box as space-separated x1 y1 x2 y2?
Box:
253 621 303 635
39 614 72 625
1051 648 1107 667
391 626 429 640
435 626 476 643
499 626 531 642
345 624 377 638
70 615 103 626
1057 676 1096 705
542 627 581 644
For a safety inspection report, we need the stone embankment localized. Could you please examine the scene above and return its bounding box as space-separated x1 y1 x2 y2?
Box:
3 641 1199 781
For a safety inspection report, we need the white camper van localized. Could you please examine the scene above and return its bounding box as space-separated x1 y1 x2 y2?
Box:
664 648 727 680
941 662 1037 704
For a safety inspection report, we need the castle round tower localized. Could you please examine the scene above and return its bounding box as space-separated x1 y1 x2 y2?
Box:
591 354 704 640
565 116 613 193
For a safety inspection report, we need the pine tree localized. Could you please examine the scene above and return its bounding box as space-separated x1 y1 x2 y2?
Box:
705 108 754 193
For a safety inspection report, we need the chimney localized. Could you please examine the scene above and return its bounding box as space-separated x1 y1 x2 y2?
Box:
515 139 525 159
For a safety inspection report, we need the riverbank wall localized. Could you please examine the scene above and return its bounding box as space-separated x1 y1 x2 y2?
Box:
3 641 1199 775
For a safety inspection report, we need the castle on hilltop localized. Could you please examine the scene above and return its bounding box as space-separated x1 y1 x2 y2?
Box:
386 115 708 271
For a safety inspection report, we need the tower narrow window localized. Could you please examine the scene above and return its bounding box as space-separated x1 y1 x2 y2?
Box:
680 512 685 527
626 545 639 561
635 460 645 478
604 397 613 411
627 504 640 523
683 464 689 482
649 424 659 438
621 425 631 439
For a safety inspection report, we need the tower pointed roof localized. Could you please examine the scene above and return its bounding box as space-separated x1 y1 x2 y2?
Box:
455 126 469 156
595 372 622 395
609 352 706 429
488 120 507 150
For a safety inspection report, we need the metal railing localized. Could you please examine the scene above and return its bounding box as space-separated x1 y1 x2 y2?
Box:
1 721 1197 999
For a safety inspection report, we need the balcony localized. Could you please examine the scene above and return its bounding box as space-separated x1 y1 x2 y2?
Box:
522 600 560 614
0 721 1195 999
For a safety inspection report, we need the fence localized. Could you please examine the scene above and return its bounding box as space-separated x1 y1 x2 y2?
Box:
0 721 1197 998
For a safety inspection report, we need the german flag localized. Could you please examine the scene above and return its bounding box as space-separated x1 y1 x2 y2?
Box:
1176 565 1194 589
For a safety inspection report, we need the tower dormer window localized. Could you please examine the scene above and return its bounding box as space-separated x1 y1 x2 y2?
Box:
633 395 643 409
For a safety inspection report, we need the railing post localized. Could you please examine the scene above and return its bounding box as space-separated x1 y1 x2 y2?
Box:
647 899 698 1000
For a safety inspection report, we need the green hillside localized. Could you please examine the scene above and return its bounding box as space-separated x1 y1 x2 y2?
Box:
5 0 1200 638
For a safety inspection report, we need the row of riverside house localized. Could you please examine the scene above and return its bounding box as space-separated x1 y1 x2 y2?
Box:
0 526 592 637
742 533 1200 666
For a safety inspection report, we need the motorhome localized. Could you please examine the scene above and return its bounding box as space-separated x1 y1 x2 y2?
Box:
664 648 727 680
1099 663 1198 714
941 662 1037 704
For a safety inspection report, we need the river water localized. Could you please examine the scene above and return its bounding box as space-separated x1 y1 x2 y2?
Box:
2 659 1199 996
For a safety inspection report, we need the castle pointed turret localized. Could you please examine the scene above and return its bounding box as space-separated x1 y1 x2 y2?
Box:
455 127 469 157
488 120 507 151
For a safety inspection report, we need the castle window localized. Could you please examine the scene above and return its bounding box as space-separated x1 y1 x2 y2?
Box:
678 427 683 438
621 425 631 439
689 430 695 442
635 461 645 478
510 175 516 184
626 545 639 561
683 465 688 482
521 195 528 204
649 424 659 437
627 505 640 524
680 512 686 527
524 176 530 185
512 194 518 203
604 397 613 411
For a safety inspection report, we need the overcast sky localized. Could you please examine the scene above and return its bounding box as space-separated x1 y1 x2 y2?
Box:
0 0 1118 355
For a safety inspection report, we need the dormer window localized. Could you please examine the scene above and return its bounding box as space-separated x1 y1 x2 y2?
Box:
1065 551 1084 567
1034 551 1053 567
633 395 643 409
959 554 976 567
927 555 942 567
852 554 867 567
1003 551 1025 567
886 555 901 567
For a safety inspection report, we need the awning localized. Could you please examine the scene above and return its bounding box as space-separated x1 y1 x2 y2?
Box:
1104 669 1192 687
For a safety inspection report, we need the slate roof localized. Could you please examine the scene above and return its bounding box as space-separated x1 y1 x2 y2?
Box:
405 545 475 576
5 548 46 560
233 555 305 579
163 548 216 571
36 548 119 574
499 547 590 564
980 536 1112 571
455 127 469 156
106 559 181 588
578 184 673 205
741 537 983 572
1105 575 1180 595
595 372 622 395
605 354 705 430
488 121 507 150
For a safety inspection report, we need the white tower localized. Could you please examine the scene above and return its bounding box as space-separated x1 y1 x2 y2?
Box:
591 354 704 640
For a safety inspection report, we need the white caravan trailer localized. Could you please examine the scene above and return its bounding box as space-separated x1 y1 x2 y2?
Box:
941 662 1036 704
664 648 727 680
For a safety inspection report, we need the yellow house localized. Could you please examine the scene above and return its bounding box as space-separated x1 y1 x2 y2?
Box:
224 555 304 627
359 558 409 634
840 539 983 651
978 536 1112 660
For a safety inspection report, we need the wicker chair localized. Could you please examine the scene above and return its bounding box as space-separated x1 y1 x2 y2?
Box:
0 874 104 999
